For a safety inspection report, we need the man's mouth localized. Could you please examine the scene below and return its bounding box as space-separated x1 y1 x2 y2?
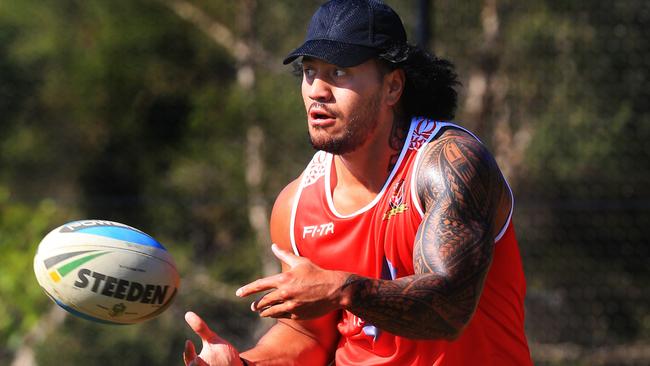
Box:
309 103 336 124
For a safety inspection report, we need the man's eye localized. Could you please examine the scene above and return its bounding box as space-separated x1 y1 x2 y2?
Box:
334 69 347 77
303 68 315 77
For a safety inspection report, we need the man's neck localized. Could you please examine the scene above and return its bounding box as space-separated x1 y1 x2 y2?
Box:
330 116 408 214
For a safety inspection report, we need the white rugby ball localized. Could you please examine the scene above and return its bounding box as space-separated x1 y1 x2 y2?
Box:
33 219 180 325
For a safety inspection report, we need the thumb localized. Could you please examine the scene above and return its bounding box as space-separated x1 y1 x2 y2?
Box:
185 311 223 344
183 340 195 366
271 243 301 268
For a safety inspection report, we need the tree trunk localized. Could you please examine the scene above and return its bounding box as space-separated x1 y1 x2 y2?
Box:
10 306 66 366
237 0 277 338
162 0 277 340
461 0 500 139
415 0 432 48
460 0 530 188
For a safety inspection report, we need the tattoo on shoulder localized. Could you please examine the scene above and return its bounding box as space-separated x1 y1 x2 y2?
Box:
413 129 502 278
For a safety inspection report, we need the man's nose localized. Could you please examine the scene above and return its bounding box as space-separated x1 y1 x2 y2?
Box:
308 77 333 102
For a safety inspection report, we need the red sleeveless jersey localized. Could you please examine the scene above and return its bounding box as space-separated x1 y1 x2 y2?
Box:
290 118 532 365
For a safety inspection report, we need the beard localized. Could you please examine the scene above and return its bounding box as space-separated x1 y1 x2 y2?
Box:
308 91 382 155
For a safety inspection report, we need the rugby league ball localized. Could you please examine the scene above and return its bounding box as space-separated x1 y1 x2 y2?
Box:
33 220 180 324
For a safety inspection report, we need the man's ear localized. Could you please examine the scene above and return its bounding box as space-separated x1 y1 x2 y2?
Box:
384 68 405 107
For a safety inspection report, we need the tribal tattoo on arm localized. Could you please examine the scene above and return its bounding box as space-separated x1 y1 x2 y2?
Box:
341 129 507 339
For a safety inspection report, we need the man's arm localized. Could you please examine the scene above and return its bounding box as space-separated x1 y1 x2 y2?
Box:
239 179 339 365
184 178 339 366
340 129 507 339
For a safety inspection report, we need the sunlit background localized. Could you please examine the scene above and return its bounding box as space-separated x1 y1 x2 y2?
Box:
1 1 648 365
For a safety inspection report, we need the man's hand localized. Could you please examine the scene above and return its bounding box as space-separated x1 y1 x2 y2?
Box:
236 244 348 320
183 311 244 366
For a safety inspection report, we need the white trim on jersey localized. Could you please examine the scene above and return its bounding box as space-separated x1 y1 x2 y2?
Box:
494 182 515 242
290 151 328 256
323 124 416 219
289 180 301 256
410 120 450 217
289 175 300 256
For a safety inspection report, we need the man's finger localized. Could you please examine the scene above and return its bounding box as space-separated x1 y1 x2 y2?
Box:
188 358 208 366
259 301 294 319
271 243 302 268
183 340 197 366
236 274 282 297
252 290 286 311
185 311 220 343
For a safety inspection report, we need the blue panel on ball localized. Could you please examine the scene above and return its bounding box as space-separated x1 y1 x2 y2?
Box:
77 226 165 250
54 299 126 325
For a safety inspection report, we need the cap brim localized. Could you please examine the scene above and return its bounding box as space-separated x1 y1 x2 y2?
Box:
283 39 378 68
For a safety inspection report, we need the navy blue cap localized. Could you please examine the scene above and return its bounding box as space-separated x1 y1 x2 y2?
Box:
283 0 407 68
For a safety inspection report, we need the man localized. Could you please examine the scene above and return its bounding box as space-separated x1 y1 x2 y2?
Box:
183 0 532 365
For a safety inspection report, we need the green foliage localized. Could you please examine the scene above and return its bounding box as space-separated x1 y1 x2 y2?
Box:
0 0 266 363
33 289 257 366
0 189 76 350
497 0 650 353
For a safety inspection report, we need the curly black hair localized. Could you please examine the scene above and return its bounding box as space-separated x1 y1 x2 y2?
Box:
379 44 459 122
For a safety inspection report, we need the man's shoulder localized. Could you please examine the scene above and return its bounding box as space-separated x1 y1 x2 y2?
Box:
414 125 506 212
418 126 496 172
432 125 483 146
275 177 302 209
270 176 302 249
272 176 302 221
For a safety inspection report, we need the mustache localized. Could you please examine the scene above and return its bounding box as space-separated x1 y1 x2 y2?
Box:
308 102 338 117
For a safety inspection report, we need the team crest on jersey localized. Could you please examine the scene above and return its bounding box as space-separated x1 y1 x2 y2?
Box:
409 118 437 150
383 179 408 220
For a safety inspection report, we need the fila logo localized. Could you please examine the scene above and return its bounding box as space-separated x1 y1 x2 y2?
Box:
302 222 335 238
